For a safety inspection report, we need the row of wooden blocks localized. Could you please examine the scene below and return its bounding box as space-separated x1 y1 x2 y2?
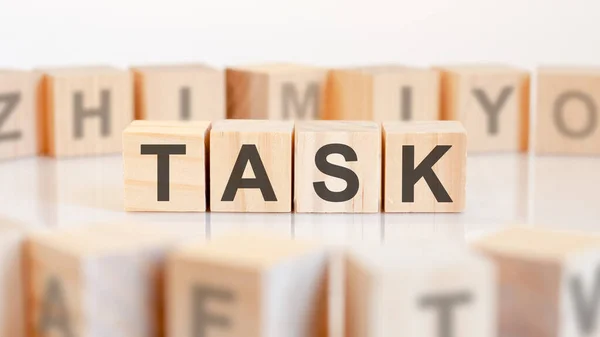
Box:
1 64 600 160
2 224 599 337
124 120 466 213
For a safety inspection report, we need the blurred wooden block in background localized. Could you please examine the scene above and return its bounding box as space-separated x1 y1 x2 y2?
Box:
26 224 180 337
0 70 39 160
325 65 439 121
473 227 600 337
167 233 329 337
345 241 495 337
294 121 381 213
123 120 211 212
38 66 133 157
383 121 466 213
0 222 26 337
536 67 600 155
226 63 326 120
133 64 225 121
210 120 293 212
438 65 529 152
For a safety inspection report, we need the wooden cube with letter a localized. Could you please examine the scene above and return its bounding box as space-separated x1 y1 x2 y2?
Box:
26 224 181 337
294 121 381 213
473 227 600 337
123 120 211 212
383 121 466 213
0 222 26 337
0 70 39 160
133 64 225 121
346 241 496 337
210 120 293 212
226 63 326 120
536 67 600 155
437 65 529 152
38 66 133 157
325 65 439 121
167 233 329 337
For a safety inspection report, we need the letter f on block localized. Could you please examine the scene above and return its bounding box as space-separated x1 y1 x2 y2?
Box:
402 145 452 203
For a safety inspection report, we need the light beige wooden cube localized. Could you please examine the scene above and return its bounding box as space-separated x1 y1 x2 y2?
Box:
210 120 293 212
26 224 181 337
383 121 467 213
38 66 133 157
473 227 600 337
345 241 496 337
133 64 225 121
438 65 529 152
325 65 439 121
536 67 600 155
294 121 381 213
167 233 329 337
123 120 211 212
226 63 326 120
0 70 39 160
0 223 26 337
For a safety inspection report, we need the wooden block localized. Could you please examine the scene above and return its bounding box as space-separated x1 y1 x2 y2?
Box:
38 66 134 157
167 233 329 337
345 241 496 337
0 70 39 160
226 63 326 120
0 223 26 337
210 120 293 212
536 67 600 155
383 121 467 213
123 120 211 212
26 224 181 337
133 64 225 121
473 227 600 337
437 65 530 152
325 65 440 121
294 121 381 213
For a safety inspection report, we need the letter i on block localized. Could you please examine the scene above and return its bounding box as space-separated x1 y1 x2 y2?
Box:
383 121 466 212
437 65 529 152
38 66 134 157
473 227 600 337
123 120 211 212
210 120 293 212
167 233 329 337
345 242 496 337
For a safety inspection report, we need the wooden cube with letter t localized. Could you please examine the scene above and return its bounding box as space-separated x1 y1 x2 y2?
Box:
473 227 600 337
38 66 134 157
210 119 294 212
226 63 326 120
383 121 466 213
167 233 329 337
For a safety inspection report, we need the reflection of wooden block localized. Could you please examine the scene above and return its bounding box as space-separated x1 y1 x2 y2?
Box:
133 64 225 121
294 121 381 213
536 67 600 155
226 64 326 120
473 227 600 337
38 66 134 157
123 120 211 212
346 241 495 337
167 233 329 337
0 224 26 337
210 120 293 212
26 224 181 337
0 70 39 160
325 65 439 121
437 65 529 152
383 121 466 213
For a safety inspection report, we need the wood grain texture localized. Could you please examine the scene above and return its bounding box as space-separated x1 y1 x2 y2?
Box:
536 67 600 155
383 121 466 213
294 121 381 213
166 233 329 337
38 66 134 158
123 120 211 212
133 64 225 121
438 65 529 152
